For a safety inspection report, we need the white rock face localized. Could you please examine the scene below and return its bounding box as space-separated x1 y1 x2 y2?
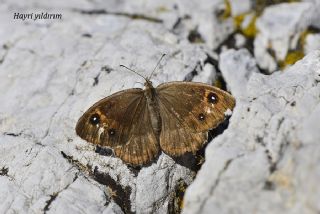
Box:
229 0 252 16
305 33 320 54
1 1 320 214
254 2 320 72
183 50 320 214
219 49 259 98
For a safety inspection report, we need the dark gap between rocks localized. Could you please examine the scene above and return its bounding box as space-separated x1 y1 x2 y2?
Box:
3 132 22 137
171 15 190 33
82 33 92 38
92 65 114 87
214 30 254 56
60 151 91 172
215 32 237 55
62 150 133 213
93 167 133 214
93 73 100 86
183 61 201 82
44 193 58 212
76 9 163 23
203 53 229 91
101 65 113 73
264 180 276 191
214 31 270 75
187 27 205 43
0 167 9 176
44 174 79 213
0 44 10 65
168 179 188 214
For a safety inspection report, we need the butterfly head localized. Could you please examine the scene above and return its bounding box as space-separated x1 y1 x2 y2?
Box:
144 78 154 89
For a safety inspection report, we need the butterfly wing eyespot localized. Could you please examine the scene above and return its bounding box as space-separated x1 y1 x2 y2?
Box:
207 92 218 104
108 128 116 136
89 113 100 125
198 113 206 121
75 88 160 166
156 81 235 156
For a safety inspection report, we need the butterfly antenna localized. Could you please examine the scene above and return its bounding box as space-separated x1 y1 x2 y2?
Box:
148 54 166 80
120 65 147 81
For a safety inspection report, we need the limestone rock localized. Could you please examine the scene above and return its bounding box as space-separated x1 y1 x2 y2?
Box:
254 2 320 72
183 50 320 214
1 1 320 214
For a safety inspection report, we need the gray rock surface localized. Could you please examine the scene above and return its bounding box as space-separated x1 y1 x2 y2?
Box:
183 50 320 214
1 0 320 214
305 33 320 54
254 2 320 72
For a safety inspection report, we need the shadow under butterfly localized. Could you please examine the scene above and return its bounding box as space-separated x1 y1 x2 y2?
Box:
75 55 236 166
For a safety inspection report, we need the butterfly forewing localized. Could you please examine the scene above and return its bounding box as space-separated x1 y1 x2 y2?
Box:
76 88 159 165
156 82 235 156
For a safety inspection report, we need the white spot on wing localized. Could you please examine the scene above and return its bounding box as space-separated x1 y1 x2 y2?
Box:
205 106 212 114
224 108 233 116
98 127 104 138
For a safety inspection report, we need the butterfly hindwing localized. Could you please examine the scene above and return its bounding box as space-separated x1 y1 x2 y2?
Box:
76 88 159 165
156 81 235 156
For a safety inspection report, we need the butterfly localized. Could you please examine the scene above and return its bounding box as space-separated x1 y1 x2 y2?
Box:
75 58 235 166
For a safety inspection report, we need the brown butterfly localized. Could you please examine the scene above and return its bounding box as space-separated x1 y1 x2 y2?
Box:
76 59 235 166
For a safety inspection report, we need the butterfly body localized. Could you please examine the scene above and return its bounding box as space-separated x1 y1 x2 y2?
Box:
76 80 235 166
143 80 162 138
